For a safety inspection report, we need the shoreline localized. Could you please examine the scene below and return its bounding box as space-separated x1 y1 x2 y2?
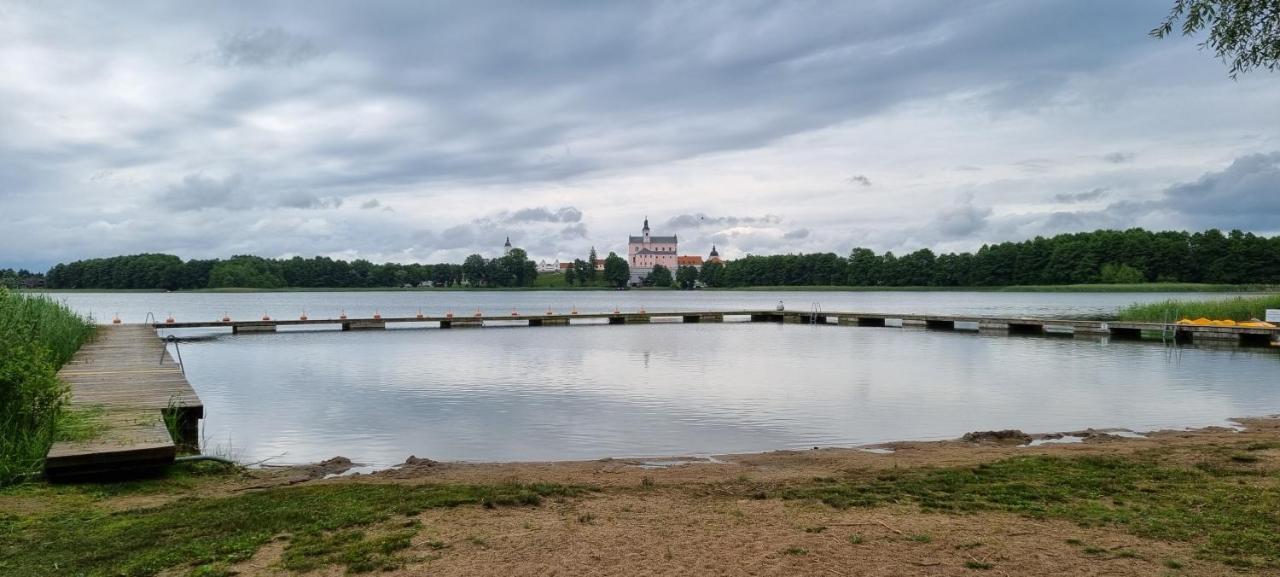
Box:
7 416 1276 576
274 416 1263 476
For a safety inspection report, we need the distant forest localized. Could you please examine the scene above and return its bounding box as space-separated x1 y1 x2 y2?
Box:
20 228 1280 290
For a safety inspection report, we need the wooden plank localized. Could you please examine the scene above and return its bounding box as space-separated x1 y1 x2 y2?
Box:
45 325 203 480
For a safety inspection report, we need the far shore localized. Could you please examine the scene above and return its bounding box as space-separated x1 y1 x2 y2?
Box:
19 282 1280 294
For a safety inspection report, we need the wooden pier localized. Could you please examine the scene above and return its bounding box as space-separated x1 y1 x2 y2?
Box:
45 325 203 481
155 309 1280 348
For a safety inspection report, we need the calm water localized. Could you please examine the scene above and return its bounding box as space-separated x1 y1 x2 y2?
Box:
47 291 1280 466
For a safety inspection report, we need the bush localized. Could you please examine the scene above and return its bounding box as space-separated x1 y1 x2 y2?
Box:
0 288 94 485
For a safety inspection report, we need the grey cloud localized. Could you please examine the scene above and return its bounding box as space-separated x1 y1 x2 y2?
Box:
1102 151 1136 164
360 199 381 209
277 191 341 209
933 199 992 238
846 175 871 187
505 206 582 224
212 28 325 68
783 228 810 240
155 173 245 212
1156 152 1280 229
559 223 588 239
665 213 783 229
1054 188 1108 203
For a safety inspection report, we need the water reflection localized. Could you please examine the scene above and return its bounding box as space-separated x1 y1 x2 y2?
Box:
175 322 1280 467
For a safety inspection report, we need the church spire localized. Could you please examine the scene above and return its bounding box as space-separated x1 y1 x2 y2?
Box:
642 217 649 232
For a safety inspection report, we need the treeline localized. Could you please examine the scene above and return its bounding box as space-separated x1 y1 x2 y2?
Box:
0 269 45 289
34 228 1280 290
711 229 1280 287
45 250 536 290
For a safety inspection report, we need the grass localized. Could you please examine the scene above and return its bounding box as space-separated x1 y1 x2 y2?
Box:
1116 294 1280 322
0 287 95 486
782 450 1280 568
0 477 577 577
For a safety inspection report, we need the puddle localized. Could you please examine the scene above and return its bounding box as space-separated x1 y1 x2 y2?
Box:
1026 435 1085 447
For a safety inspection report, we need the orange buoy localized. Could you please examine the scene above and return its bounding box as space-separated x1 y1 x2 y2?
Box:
416 309 424 320
222 312 231 322
446 311 454 319
300 312 308 321
639 307 646 314
474 309 483 317
111 314 122 324
613 307 620 314
571 307 578 315
262 312 271 321
373 310 382 320
339 310 348 320
546 308 554 316
165 314 175 324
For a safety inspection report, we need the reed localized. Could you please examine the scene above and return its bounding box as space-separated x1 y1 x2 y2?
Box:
0 287 94 485
1116 294 1280 322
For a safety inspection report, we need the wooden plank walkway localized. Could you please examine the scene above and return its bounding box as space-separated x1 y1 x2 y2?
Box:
45 325 203 480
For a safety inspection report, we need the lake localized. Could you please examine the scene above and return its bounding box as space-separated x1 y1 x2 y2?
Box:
52 291 1280 467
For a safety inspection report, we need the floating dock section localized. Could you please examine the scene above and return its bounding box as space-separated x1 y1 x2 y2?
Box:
45 325 202 481
156 310 1280 347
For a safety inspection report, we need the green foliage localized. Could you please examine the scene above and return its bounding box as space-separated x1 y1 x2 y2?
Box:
644 264 673 287
1151 0 1280 77
783 453 1280 568
698 260 725 287
675 265 700 289
0 288 94 485
603 252 630 288
41 228 1280 290
0 481 577 577
1099 263 1144 284
1117 294 1280 321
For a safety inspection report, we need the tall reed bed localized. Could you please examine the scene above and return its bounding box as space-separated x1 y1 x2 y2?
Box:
0 287 94 485
1116 294 1280 322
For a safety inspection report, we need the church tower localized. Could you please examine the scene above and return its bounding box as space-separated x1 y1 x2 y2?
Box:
642 217 650 243
503 236 512 256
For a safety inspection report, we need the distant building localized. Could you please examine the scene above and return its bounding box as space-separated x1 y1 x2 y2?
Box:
677 255 704 269
503 236 512 256
707 245 722 264
628 217 677 283
536 259 560 273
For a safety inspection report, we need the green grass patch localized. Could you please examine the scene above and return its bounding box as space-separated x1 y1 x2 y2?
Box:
0 481 576 577
0 288 95 486
1116 294 1280 322
53 405 106 443
782 453 1280 568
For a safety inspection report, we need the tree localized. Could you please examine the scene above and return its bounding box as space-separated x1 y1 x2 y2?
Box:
699 260 724 287
573 258 593 286
587 247 599 281
462 254 487 286
564 265 576 286
1152 0 1280 77
1100 263 1145 284
602 252 630 288
647 264 673 287
676 265 700 289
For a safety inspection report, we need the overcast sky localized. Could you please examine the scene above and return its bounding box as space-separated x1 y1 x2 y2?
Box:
2 0 1278 270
